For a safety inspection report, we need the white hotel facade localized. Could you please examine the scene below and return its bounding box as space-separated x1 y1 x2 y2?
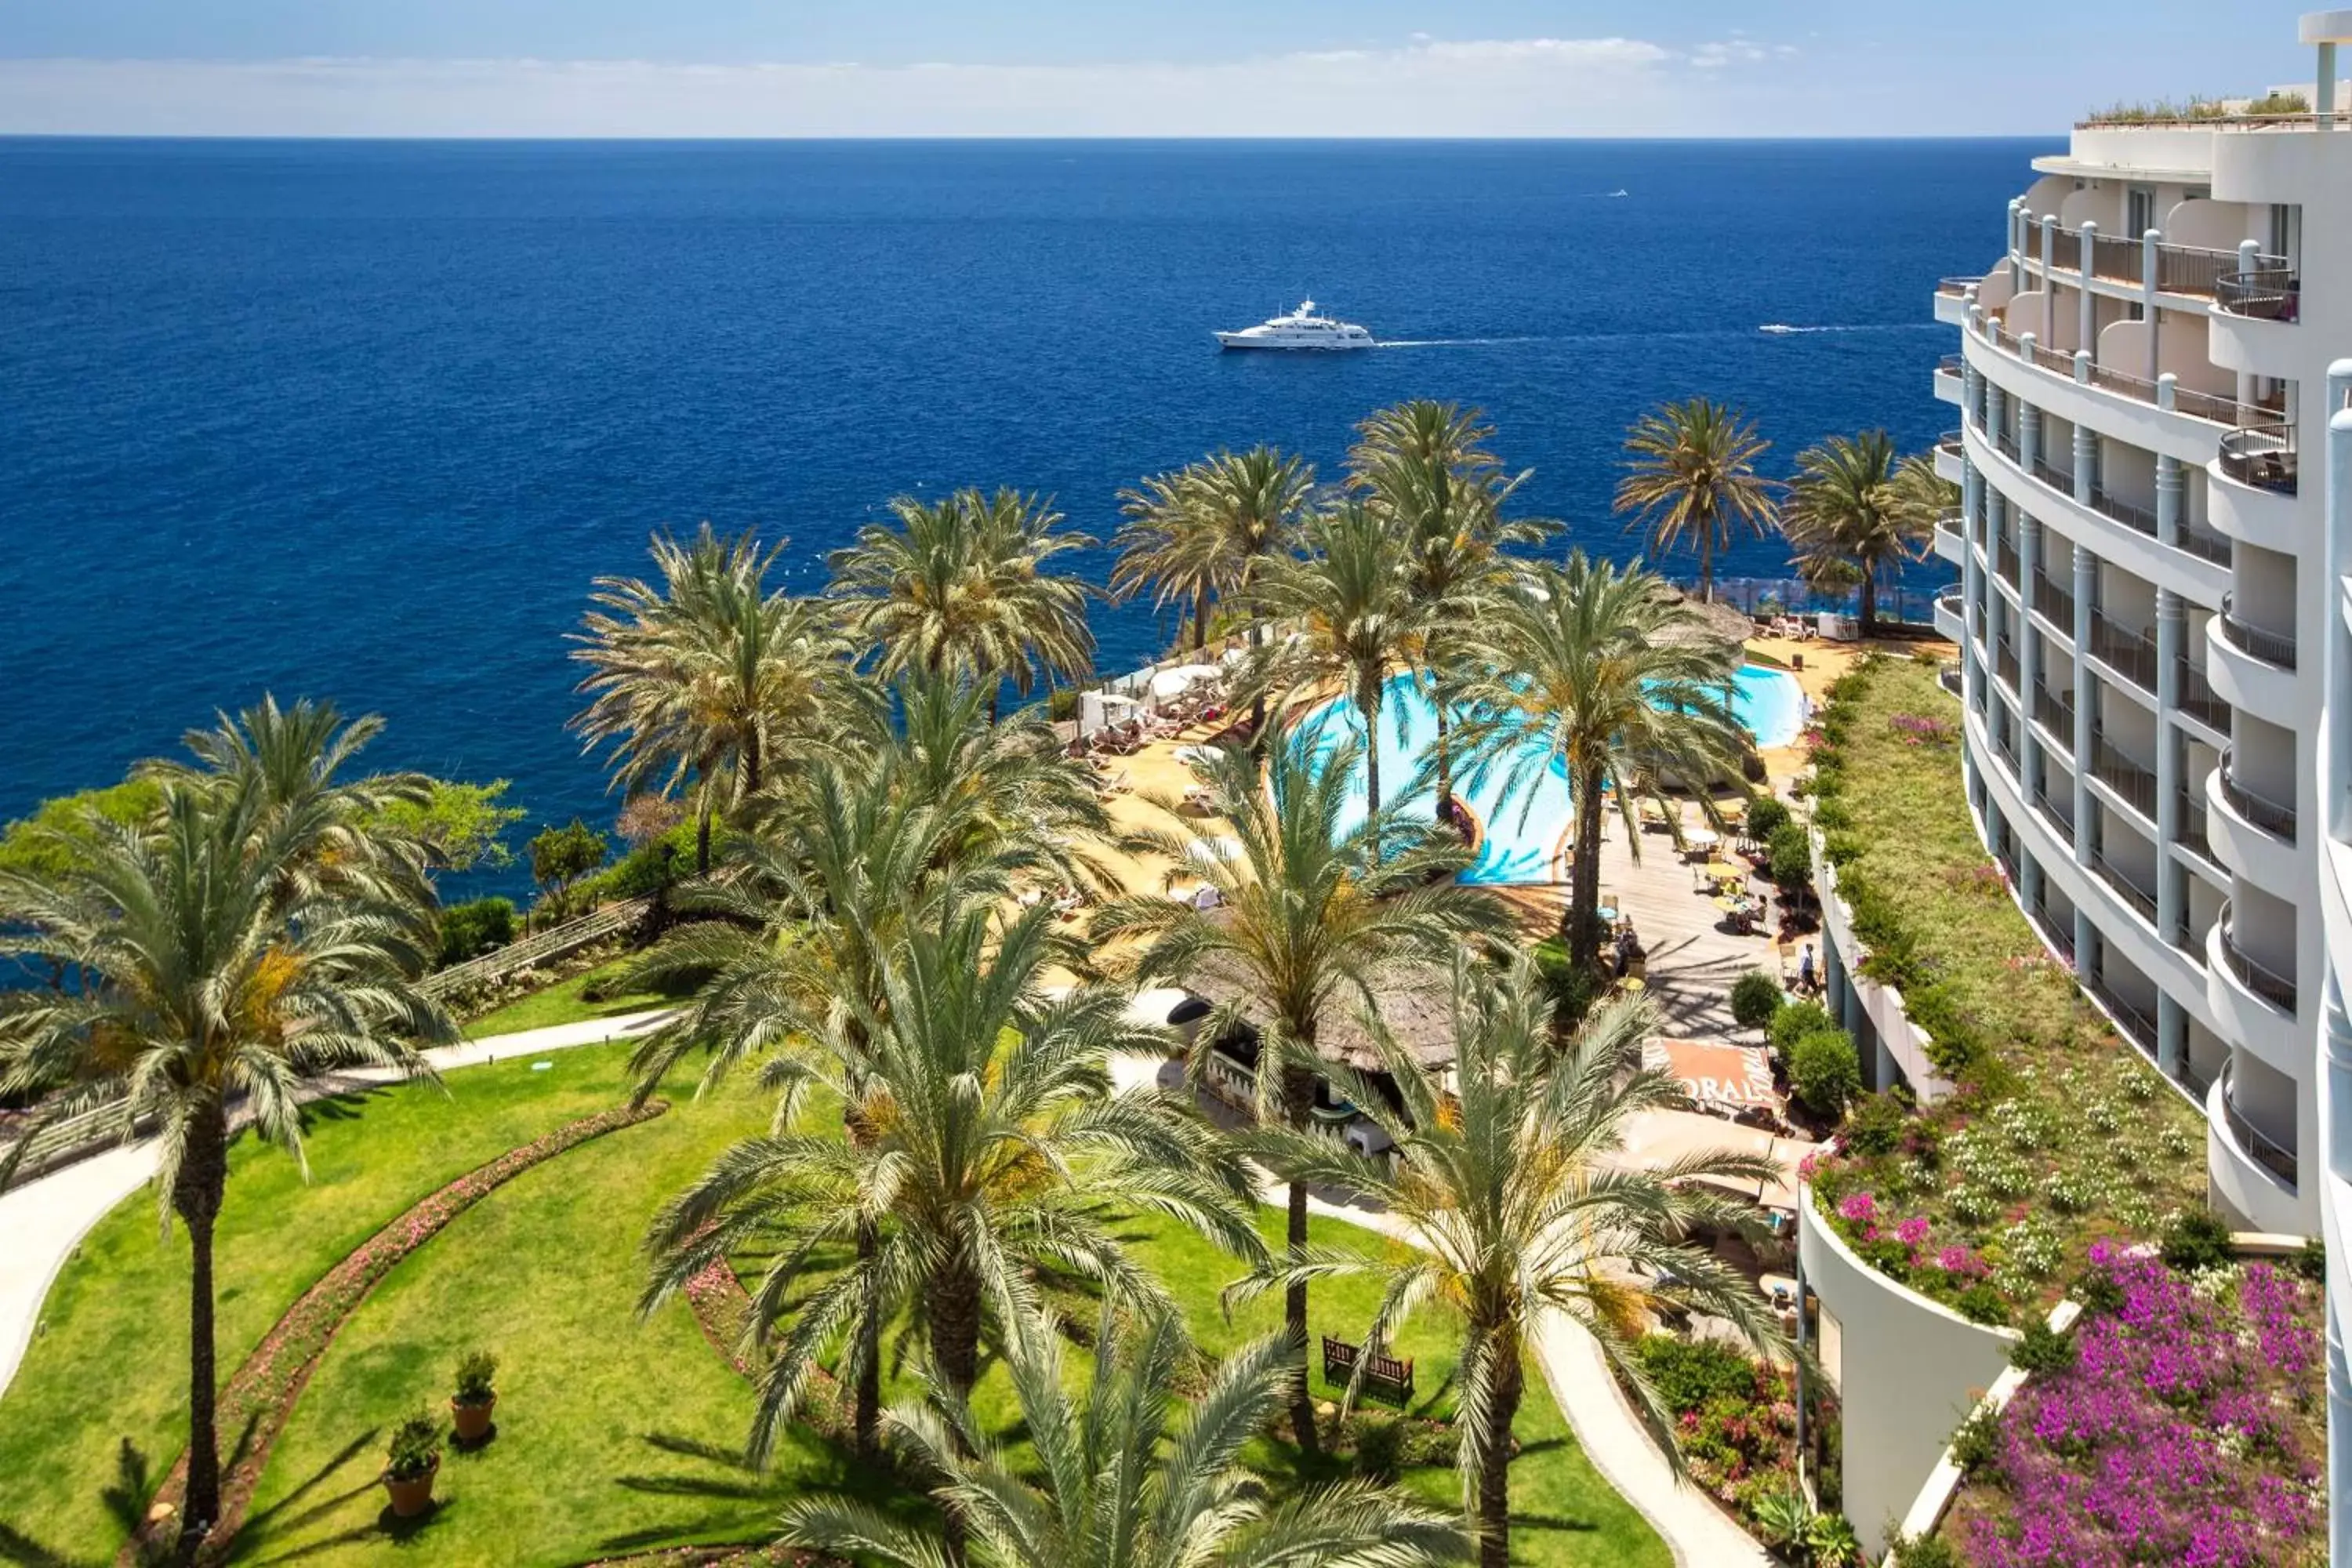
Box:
1915 11 2351 1555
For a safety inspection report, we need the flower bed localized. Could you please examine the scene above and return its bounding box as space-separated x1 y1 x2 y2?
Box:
1936 1245 2328 1566
1629 1333 1840 1544
1799 655 2203 1318
129 1101 668 1566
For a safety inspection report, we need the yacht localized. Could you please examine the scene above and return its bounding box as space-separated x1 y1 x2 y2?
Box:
1214 299 1374 351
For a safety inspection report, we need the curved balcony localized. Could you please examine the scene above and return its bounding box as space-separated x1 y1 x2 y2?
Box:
2205 608 2300 726
2207 757 2303 896
1933 354 1962 405
2218 593 2297 670
2218 423 2297 496
2208 906 2306 1079
1932 585 1965 644
1933 429 1965 485
2020 219 2281 300
1931 508 1965 566
2206 1069 2304 1235
2215 267 2299 323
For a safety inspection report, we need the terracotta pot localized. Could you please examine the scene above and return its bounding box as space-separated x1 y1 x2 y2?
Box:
383 1456 438 1519
452 1392 496 1443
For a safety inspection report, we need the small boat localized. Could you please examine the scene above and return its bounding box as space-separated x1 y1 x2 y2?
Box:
1214 299 1374 352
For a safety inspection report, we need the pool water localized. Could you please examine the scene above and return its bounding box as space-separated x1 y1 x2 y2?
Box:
1298 664 1807 885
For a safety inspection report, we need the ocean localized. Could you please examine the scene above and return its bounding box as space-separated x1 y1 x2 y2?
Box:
0 136 2050 894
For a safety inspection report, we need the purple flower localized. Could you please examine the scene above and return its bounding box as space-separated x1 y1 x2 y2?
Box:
1837 1191 1878 1224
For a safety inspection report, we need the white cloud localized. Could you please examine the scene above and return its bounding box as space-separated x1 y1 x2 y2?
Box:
0 34 1788 137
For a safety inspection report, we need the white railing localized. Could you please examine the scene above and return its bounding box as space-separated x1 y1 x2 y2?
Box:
418 896 652 999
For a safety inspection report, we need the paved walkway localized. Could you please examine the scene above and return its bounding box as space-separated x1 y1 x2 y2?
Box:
0 1007 675 1399
1109 1051 1772 1568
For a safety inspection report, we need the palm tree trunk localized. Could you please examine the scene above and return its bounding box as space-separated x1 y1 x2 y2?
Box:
173 1106 228 1562
1280 1060 1322 1458
851 1218 881 1457
1858 568 1878 640
1248 619 1269 752
1359 685 1383 856
927 1249 985 1566
1699 527 1715 603
1192 589 1211 652
1476 1348 1526 1568
1568 764 1608 969
1431 670 1455 825
695 800 713 877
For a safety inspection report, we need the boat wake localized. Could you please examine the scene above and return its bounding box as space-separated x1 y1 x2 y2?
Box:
1759 322 1941 336
1376 336 1549 348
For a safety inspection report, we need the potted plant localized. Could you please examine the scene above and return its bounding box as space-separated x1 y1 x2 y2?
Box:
382 1410 441 1518
451 1349 499 1443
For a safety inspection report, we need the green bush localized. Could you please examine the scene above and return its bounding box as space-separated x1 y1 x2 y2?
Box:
385 1409 441 1481
1953 1283 2011 1327
2009 1319 2075 1374
1747 796 1791 841
437 897 517 966
1788 1029 1862 1118
453 1349 499 1405
1633 1333 1758 1414
1729 970 1784 1030
1842 1092 1907 1157
1889 1529 1965 1567
1530 938 1602 1029
1768 998 1838 1055
2159 1209 2234 1273
1046 686 1081 722
2292 1236 2326 1283
1766 821 1813 892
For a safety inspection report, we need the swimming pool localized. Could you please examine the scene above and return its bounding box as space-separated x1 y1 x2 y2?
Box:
1298 664 1807 885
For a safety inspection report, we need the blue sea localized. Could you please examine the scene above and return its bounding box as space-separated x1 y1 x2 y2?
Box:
0 137 2050 894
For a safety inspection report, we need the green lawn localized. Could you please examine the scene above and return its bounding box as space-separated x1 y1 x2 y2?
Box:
2 1043 1664 1568
463 960 676 1037
0 1044 663 1559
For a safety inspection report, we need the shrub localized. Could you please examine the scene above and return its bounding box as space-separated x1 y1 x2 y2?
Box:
1766 821 1813 892
1530 938 1601 1029
2008 1319 2074 1375
1888 1529 1964 1567
2291 1236 2326 1283
1953 1283 2010 1327
1768 997 1838 1056
1046 686 1081 722
1747 1484 1812 1552
1842 1092 1907 1157
1947 1406 2001 1472
385 1410 441 1480
2159 1209 2234 1273
1788 1029 1862 1117
453 1349 498 1405
437 896 517 966
1746 795 1791 841
1633 1334 1758 1414
1729 969 1784 1030
528 818 610 922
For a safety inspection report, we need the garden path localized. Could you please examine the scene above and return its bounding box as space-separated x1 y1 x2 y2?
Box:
1109 1051 1774 1568
0 1006 677 1399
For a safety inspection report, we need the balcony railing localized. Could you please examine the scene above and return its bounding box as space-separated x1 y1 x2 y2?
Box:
2089 612 2158 688
2032 901 2075 964
2031 679 2075 742
2218 906 2297 1012
2090 734 2158 818
2218 593 2297 670
2218 423 2297 495
1994 638 2020 691
2219 1059 2299 1186
2091 851 2159 925
2031 571 2074 628
2176 659 2229 728
2021 216 2285 298
1992 717 2020 773
2218 750 2296 842
2031 784 2077 845
1936 276 1977 298
1936 353 1963 378
2029 451 2075 493
2216 267 2299 322
1994 427 2021 463
2086 486 2157 538
1973 311 2259 427
2085 970 2160 1052
1994 537 2020 583
2178 517 2233 568
1934 508 1965 554
2179 792 2216 865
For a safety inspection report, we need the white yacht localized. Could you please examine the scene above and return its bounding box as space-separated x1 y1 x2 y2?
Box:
1214 299 1374 351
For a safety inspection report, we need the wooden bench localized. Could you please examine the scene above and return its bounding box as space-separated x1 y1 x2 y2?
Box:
1322 1334 1415 1403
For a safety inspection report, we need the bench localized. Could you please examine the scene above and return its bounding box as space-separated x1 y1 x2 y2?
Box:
1322 1334 1415 1403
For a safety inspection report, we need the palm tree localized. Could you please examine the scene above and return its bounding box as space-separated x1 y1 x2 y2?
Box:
641 900 1262 1499
829 488 1094 718
572 524 853 872
0 777 452 1559
1112 463 1225 652
143 694 439 921
1781 434 1948 637
1241 955 1788 1568
780 1304 1473 1568
1348 401 1545 820
1454 553 1748 968
1614 398 1778 602
1093 726 1507 1454
1247 502 1421 824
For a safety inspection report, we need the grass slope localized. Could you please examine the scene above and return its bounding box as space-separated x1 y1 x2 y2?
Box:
0 1043 659 1558
462 960 673 1037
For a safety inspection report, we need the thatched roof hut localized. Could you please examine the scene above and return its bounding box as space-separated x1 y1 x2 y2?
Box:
1659 589 1759 650
1177 951 1460 1073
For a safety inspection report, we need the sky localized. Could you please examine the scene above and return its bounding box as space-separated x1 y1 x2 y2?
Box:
0 2 2323 137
